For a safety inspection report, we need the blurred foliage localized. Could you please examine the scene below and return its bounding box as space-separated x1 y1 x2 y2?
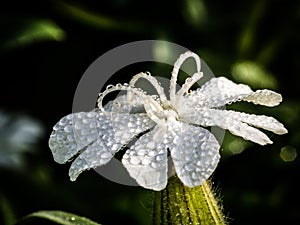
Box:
0 0 299 225
3 19 65 50
16 210 101 225
0 112 44 170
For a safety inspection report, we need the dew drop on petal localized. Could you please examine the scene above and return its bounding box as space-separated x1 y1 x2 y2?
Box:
63 124 73 133
142 158 151 166
106 84 114 90
130 157 141 165
101 152 112 159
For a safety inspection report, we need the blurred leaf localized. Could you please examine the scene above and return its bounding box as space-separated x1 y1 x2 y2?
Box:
17 211 101 225
56 2 144 32
237 0 268 56
231 61 278 89
182 0 207 27
4 19 65 49
0 112 44 170
0 194 16 225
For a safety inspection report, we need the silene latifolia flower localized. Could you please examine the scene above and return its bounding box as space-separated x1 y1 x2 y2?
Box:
49 51 287 191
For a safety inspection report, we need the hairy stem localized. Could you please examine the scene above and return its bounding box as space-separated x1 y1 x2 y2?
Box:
153 175 226 225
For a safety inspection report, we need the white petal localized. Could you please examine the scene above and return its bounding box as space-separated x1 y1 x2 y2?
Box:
170 123 220 187
104 94 144 113
67 112 155 181
69 139 115 181
122 126 168 191
108 113 155 144
242 89 282 107
181 109 276 145
49 111 102 164
49 110 155 172
227 121 273 145
185 77 253 108
224 110 288 134
181 77 283 112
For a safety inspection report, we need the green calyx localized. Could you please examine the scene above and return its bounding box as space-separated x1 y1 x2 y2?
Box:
153 175 227 225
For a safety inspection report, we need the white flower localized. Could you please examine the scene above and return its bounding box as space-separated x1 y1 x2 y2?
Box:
49 51 287 191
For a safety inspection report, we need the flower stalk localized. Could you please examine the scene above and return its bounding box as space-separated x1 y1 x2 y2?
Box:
153 175 226 225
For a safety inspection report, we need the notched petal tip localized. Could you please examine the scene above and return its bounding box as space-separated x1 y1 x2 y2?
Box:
69 175 77 182
276 126 288 135
243 89 282 107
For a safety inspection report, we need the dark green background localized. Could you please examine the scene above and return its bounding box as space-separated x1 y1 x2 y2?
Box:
0 1 299 224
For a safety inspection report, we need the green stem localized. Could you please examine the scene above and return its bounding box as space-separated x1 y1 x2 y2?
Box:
153 176 226 225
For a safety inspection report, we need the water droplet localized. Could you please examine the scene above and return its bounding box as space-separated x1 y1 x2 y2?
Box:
142 158 151 165
156 154 165 161
64 125 73 133
130 157 140 165
111 144 120 152
53 124 61 131
148 150 156 157
173 136 181 145
186 77 192 84
191 172 198 180
146 142 155 149
184 164 194 172
116 83 123 88
151 162 158 168
106 84 114 90
67 135 75 142
59 117 68 126
101 152 112 159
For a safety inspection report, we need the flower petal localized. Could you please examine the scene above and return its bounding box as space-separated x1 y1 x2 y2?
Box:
181 77 283 111
242 89 282 106
69 138 115 181
104 94 144 113
122 126 168 191
185 77 253 108
49 111 102 164
181 109 278 145
225 110 287 134
170 123 220 188
49 111 155 164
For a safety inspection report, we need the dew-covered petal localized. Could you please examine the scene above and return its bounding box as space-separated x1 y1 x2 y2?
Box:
69 139 116 181
122 126 169 191
184 77 253 108
242 89 282 107
49 110 155 165
104 94 144 113
181 109 276 145
49 111 102 164
181 77 283 111
110 113 156 144
224 110 288 134
226 121 273 145
170 123 220 188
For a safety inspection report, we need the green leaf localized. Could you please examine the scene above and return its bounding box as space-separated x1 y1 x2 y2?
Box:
16 210 101 225
0 194 16 225
231 61 278 89
3 19 65 49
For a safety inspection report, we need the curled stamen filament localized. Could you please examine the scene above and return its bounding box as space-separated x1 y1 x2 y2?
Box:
97 83 164 120
128 72 167 102
176 72 203 97
170 51 202 103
